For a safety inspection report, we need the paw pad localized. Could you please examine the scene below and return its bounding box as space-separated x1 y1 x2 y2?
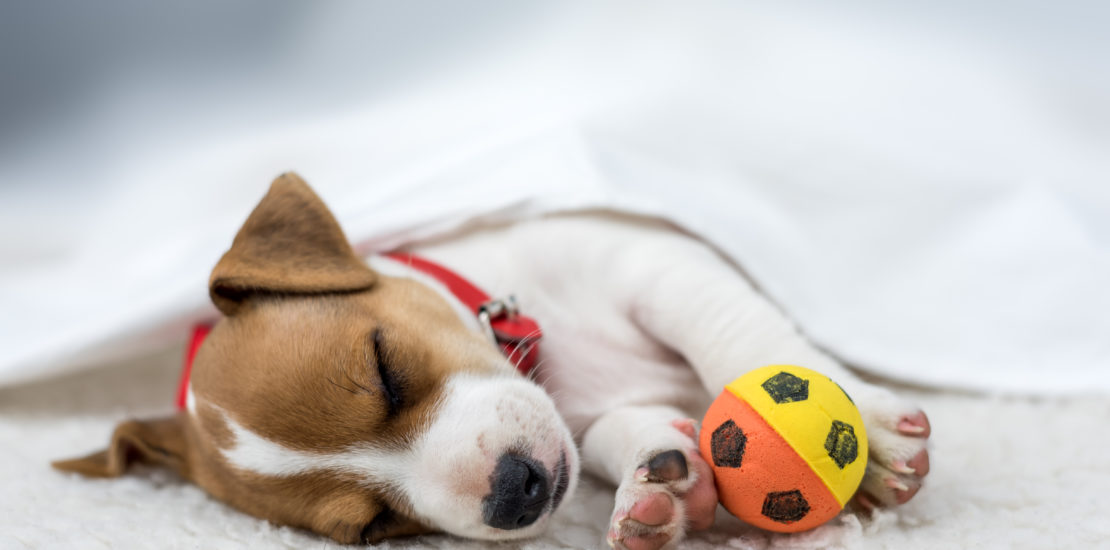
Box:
643 450 688 483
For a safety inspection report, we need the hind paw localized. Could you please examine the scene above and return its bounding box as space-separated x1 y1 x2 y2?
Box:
854 394 931 508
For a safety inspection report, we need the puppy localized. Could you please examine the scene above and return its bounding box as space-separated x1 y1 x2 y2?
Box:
55 174 930 549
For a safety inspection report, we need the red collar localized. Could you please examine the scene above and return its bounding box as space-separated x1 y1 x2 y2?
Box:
176 253 542 410
175 324 210 410
382 252 543 376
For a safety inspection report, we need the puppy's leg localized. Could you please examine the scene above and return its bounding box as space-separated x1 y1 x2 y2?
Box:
618 236 931 508
582 405 718 550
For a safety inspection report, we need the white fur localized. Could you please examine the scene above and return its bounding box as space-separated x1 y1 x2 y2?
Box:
184 384 196 415
217 406 410 481
207 370 577 540
404 373 578 539
409 214 928 547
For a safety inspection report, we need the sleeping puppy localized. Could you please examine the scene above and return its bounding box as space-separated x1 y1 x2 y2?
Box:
55 174 930 549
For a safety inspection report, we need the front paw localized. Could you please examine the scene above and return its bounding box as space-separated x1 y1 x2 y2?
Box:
607 440 717 550
854 391 931 509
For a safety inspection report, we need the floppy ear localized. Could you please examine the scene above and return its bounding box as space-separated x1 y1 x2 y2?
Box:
209 172 376 316
52 415 191 480
311 497 434 544
359 511 433 544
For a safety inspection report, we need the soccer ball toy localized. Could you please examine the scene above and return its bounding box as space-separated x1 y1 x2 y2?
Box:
698 365 868 532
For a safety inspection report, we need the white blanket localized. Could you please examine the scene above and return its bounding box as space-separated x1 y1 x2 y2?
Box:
1 1 1107 393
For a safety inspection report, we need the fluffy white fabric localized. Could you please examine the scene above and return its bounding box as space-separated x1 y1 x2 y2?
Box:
0 1 1107 392
4 348 1109 549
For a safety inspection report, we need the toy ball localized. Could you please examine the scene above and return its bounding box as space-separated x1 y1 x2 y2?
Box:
698 365 868 532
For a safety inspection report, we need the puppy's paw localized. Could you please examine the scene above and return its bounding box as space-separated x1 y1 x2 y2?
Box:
853 389 931 509
607 421 718 550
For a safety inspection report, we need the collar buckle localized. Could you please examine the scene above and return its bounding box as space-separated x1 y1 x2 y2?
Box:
477 295 520 345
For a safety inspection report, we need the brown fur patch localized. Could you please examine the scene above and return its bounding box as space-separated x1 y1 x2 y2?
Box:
209 172 377 316
55 173 509 543
52 415 190 480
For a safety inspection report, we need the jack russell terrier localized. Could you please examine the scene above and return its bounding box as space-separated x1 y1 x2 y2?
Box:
54 173 930 550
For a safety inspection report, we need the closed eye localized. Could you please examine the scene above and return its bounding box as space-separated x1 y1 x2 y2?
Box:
372 329 404 417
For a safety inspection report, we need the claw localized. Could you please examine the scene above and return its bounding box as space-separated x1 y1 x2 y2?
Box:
897 421 926 434
897 411 931 437
890 460 916 475
906 449 931 476
607 531 625 550
885 477 910 492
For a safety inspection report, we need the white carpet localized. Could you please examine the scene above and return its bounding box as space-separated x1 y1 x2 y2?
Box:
3 345 1109 550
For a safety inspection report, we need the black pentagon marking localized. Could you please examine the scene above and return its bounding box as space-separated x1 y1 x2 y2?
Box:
762 490 810 523
761 371 810 403
825 420 859 468
710 419 747 468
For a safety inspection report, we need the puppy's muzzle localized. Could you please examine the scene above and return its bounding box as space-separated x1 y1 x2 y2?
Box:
482 453 551 530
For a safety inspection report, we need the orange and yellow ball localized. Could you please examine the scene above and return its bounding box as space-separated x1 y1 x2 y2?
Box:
698 365 868 532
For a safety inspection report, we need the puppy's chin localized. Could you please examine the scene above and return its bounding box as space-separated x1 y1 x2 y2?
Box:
405 373 580 540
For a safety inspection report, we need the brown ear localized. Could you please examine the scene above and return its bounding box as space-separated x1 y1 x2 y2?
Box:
209 172 376 316
312 495 434 544
360 510 433 544
52 415 191 480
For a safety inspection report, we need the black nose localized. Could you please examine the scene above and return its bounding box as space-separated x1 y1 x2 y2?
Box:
482 453 551 530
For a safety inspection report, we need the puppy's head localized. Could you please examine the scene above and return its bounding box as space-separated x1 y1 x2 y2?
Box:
54 174 579 544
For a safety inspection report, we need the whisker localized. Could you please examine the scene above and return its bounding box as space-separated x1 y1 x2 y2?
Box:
542 387 566 405
525 357 555 384
505 330 544 375
528 359 548 383
508 327 544 358
326 377 358 395
344 373 376 395
515 349 542 380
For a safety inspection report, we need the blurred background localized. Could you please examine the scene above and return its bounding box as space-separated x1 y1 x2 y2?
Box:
0 1 1107 390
